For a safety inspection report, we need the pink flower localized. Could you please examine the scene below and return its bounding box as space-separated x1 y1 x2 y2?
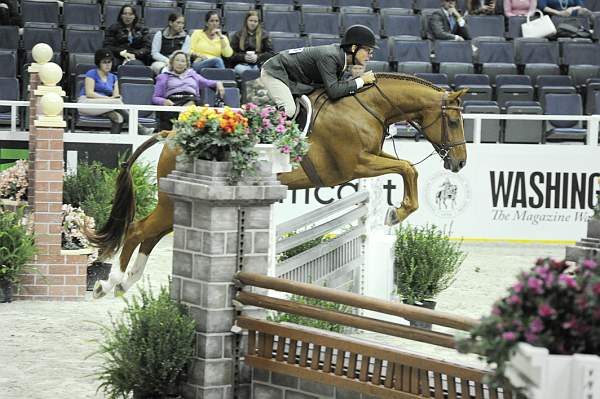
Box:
593 283 600 295
525 332 538 343
544 272 555 287
275 124 286 133
529 317 544 333
558 274 577 289
245 102 257 110
582 259 597 270
538 303 556 318
260 109 270 118
280 145 290 154
534 266 549 278
502 331 517 341
506 295 521 305
512 282 524 293
262 118 272 128
527 277 544 294
492 306 502 316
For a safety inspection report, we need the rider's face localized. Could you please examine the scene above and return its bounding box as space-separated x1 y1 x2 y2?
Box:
354 46 373 66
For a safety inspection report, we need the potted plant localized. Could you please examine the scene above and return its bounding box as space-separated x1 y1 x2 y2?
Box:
589 176 600 238
456 257 600 396
92 284 196 398
393 224 466 329
166 105 308 184
0 160 28 209
0 207 37 303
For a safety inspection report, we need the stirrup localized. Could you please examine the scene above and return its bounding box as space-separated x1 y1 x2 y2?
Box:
294 95 312 139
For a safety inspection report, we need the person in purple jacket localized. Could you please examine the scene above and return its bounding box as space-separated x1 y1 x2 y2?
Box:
153 50 225 129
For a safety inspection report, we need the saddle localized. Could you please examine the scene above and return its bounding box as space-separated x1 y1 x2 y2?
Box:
292 95 313 138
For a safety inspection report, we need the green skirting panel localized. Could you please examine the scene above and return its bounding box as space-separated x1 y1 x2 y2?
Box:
0 148 28 171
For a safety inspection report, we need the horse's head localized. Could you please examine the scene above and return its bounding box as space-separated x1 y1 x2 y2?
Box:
420 89 468 173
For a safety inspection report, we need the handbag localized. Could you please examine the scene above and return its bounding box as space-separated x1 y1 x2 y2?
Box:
521 10 556 38
167 92 198 106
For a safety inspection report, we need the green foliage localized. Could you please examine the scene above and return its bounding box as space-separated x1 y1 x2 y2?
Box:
268 292 352 333
93 284 196 399
0 207 37 283
278 233 337 262
393 224 466 304
63 158 157 229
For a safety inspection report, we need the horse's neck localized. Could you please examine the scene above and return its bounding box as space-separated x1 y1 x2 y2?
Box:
375 78 443 124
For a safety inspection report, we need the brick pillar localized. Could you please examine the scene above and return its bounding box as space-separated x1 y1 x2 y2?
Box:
17 69 89 301
161 158 287 399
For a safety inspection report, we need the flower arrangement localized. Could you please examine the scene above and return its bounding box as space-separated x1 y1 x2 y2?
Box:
242 103 309 167
167 104 309 183
62 204 95 251
457 257 600 387
0 160 28 201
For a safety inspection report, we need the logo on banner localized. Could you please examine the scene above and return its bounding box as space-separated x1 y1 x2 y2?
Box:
426 172 471 218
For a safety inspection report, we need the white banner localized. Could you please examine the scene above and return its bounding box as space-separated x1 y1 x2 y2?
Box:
274 141 600 242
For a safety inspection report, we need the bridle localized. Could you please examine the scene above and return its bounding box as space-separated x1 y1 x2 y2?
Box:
353 82 466 166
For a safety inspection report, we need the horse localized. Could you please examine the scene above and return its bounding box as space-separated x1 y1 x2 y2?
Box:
436 180 457 210
88 73 468 298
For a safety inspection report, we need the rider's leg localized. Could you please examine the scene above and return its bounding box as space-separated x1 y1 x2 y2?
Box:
260 69 296 117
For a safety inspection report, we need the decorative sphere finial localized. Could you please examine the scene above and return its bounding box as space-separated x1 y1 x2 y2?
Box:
39 62 63 86
31 43 53 65
39 92 64 117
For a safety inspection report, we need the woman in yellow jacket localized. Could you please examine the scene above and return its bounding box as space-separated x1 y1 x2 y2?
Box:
190 11 233 72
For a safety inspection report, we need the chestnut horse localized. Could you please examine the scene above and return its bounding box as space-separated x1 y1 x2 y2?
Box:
89 73 468 298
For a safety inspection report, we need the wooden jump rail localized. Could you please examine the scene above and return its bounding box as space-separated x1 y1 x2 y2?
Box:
234 272 514 399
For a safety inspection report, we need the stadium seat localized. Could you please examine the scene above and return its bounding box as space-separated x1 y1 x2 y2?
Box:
495 74 534 108
585 78 600 114
65 27 105 54
365 60 390 72
392 39 432 74
377 0 414 8
337 0 375 6
536 75 576 107
544 93 586 143
382 13 421 38
561 42 600 88
0 77 20 127
462 100 501 143
504 101 543 143
414 0 441 10
199 68 237 87
0 51 17 78
121 83 158 130
184 2 218 32
476 41 517 85
339 7 382 37
144 1 182 30
21 0 59 25
223 3 255 34
72 78 113 132
262 0 295 5
507 16 527 39
516 40 560 82
433 41 474 84
465 15 505 39
453 74 493 102
414 72 450 91
307 33 339 47
0 26 19 50
202 87 241 107
301 6 340 36
63 0 102 27
270 33 307 52
262 5 301 35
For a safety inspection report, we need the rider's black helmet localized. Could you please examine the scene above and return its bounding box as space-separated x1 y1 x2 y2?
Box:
341 25 379 49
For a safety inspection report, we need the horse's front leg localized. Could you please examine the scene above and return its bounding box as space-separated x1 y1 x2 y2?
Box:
354 153 418 225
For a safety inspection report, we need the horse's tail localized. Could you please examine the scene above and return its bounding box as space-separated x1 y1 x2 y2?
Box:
87 133 163 259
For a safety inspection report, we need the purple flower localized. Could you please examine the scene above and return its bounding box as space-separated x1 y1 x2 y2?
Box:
280 145 290 154
558 274 577 289
525 331 538 343
262 118 271 128
534 266 549 278
544 272 555 287
527 277 544 294
582 259 598 270
594 282 600 295
506 295 521 305
245 102 257 110
275 124 286 133
512 282 524 293
502 331 517 341
538 303 556 318
529 317 544 333
492 306 502 316
260 109 271 118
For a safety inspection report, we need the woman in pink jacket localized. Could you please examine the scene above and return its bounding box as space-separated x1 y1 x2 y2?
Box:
504 0 537 16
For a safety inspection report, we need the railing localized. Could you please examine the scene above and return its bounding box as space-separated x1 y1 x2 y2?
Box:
234 271 514 399
275 191 368 292
0 100 599 146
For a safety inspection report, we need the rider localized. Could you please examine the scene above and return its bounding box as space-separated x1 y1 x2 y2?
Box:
260 25 378 118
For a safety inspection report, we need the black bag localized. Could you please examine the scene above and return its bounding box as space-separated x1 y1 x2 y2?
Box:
167 92 199 106
556 22 592 39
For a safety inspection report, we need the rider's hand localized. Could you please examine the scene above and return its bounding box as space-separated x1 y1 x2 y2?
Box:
360 70 376 85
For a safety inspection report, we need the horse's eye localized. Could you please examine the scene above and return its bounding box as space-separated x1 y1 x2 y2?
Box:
448 118 460 128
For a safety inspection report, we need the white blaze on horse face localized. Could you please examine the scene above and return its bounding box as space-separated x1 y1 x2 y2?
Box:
121 253 149 292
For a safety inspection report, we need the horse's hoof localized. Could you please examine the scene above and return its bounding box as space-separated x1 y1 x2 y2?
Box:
93 281 107 299
114 284 126 297
384 207 400 226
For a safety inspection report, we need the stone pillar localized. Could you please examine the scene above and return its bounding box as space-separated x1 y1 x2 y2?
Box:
17 44 89 301
161 158 287 399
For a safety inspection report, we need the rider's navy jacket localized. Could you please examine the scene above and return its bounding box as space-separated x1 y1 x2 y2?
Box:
262 44 358 100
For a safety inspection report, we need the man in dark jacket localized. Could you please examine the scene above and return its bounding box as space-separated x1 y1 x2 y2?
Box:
261 25 377 117
428 0 471 41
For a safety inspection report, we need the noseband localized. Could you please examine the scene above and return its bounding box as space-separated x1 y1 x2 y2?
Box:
354 83 465 163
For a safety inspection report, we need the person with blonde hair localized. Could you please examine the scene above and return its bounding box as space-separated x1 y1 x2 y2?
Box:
229 10 275 76
152 50 225 129
190 10 233 71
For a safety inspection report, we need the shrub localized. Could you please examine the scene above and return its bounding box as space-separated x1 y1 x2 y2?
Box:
0 207 37 284
93 284 196 399
393 224 466 305
0 160 28 201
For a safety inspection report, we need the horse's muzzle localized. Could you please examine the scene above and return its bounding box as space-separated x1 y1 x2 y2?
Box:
445 158 467 172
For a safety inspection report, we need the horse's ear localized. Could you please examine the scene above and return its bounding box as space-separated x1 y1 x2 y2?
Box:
449 88 469 100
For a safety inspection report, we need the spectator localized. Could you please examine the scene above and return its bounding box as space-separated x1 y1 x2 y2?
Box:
0 0 21 26
190 11 233 72
151 13 190 75
228 11 275 77
428 0 471 41
538 0 592 18
468 0 498 14
104 5 151 67
78 49 154 135
152 50 225 130
504 0 537 16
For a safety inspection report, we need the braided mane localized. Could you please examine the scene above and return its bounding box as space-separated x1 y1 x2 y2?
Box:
374 72 445 93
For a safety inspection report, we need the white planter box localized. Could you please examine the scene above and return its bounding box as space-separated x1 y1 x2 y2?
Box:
505 343 600 399
255 143 292 174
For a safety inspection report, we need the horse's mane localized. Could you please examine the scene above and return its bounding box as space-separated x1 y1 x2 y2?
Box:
374 72 445 93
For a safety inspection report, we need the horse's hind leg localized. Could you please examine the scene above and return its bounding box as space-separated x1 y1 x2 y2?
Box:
354 153 418 224
114 229 171 295
278 167 314 190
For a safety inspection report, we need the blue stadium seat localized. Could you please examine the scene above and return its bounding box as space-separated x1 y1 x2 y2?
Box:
307 33 339 46
121 83 158 129
477 41 517 84
65 27 105 54
118 65 154 79
63 0 102 27
0 26 19 50
414 0 441 10
495 74 534 108
517 40 560 82
377 0 414 8
561 42 600 88
262 5 302 35
544 93 586 143
21 0 59 25
0 51 17 77
202 87 241 108
465 15 505 39
339 7 382 37
551 15 591 30
382 13 421 38
391 38 431 74
0 77 20 127
223 3 256 34
536 75 576 107
144 1 182 30
262 0 295 5
463 100 501 142
337 0 375 6
504 101 543 143
507 16 527 39
199 67 237 87
453 74 492 101
414 72 450 91
433 41 474 83
184 2 218 31
301 6 340 36
271 33 307 52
